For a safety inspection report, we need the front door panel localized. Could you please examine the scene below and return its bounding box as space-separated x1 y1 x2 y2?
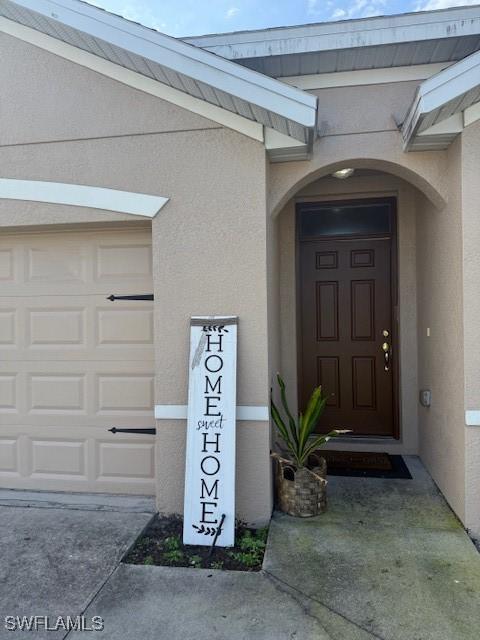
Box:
299 232 396 438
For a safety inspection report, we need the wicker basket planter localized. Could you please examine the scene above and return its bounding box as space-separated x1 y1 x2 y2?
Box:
273 453 327 518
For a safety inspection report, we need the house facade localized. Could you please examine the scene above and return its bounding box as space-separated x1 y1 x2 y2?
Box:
1 0 480 536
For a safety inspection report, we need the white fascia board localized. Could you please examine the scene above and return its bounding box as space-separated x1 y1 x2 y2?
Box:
0 178 169 217
184 6 480 59
280 63 452 90
264 128 310 162
402 50 480 149
417 112 463 137
418 49 480 114
464 102 480 127
0 16 264 143
7 0 317 129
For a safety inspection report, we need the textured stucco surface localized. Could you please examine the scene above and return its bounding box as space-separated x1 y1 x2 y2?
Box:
416 138 466 524
1 31 478 532
462 120 480 536
0 32 218 148
150 129 272 524
0 38 272 524
268 131 448 218
275 173 419 455
313 81 418 137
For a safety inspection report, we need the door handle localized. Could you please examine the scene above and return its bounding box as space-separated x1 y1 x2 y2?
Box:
381 330 391 372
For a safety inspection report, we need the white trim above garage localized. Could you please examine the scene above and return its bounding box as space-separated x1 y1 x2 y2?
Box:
0 178 169 217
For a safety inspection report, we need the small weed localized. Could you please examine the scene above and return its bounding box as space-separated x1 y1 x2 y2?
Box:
123 515 269 571
227 528 267 568
163 549 184 563
228 551 260 568
164 535 181 552
189 555 203 568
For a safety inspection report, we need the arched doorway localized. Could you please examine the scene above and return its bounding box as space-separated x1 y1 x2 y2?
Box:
272 164 443 455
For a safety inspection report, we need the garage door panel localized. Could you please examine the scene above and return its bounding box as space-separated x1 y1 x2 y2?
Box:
95 243 152 280
1 426 155 491
0 297 154 360
0 228 155 495
0 353 155 424
0 229 153 296
0 438 18 475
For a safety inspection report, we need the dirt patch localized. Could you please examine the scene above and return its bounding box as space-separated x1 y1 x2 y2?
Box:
123 515 268 571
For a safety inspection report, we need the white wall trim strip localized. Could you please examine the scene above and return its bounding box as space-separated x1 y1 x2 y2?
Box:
466 411 480 426
155 404 269 421
0 178 169 217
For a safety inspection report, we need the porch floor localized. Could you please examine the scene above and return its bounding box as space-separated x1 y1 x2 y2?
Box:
65 456 480 639
264 455 480 639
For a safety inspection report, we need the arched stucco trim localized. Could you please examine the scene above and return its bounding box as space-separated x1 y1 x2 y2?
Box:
0 178 169 218
268 137 448 218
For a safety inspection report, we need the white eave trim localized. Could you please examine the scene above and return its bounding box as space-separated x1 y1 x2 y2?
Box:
4 0 317 133
184 6 480 60
0 178 169 217
402 49 480 150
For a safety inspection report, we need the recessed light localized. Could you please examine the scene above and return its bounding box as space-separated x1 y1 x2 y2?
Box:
332 168 355 179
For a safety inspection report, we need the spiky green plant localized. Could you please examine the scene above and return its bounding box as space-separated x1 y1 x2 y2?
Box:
271 374 350 468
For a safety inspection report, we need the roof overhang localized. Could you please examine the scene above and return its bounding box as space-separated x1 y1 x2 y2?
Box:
0 0 318 161
401 49 480 151
185 6 480 77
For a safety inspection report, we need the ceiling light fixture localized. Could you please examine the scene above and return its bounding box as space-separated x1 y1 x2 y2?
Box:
332 168 355 179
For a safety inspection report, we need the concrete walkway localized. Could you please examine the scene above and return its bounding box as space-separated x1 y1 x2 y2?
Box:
74 457 480 640
0 490 155 640
0 457 479 639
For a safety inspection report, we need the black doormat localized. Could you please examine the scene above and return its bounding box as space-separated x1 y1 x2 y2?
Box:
320 450 412 479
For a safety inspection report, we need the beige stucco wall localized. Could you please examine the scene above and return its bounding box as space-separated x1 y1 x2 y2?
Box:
1 34 477 532
313 81 419 139
462 120 480 536
151 132 272 526
266 82 473 530
416 138 466 523
0 34 272 524
275 173 419 454
0 32 219 147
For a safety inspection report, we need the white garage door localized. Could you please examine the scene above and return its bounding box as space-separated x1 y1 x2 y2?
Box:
0 227 155 495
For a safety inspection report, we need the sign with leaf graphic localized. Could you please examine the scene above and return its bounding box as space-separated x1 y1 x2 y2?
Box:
183 316 238 547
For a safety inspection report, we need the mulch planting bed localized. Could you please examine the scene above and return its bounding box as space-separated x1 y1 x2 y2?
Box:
123 514 268 572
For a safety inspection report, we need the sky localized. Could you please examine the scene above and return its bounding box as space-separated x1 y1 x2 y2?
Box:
86 0 479 37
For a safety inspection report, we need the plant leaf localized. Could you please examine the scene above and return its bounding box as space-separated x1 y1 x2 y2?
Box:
298 386 326 461
277 374 299 448
270 395 294 453
302 429 352 461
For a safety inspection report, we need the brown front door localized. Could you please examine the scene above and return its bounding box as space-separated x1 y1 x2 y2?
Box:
298 199 397 438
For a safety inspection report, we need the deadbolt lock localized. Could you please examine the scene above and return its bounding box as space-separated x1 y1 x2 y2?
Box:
382 329 390 338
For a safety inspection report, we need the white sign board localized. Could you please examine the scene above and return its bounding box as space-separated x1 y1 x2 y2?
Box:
183 316 238 547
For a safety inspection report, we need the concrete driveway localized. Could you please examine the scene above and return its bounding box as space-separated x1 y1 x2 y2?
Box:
0 490 155 640
1 457 479 640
